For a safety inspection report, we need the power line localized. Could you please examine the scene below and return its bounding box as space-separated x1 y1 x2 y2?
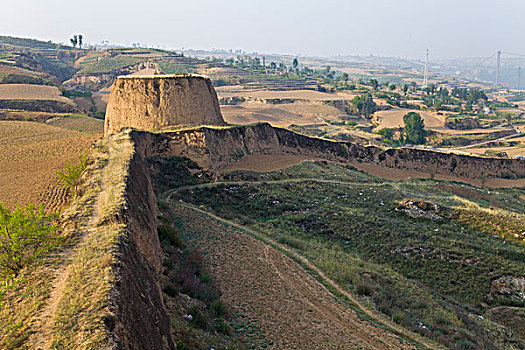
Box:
501 51 525 58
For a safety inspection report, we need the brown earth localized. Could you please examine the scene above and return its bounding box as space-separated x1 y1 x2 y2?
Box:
216 87 350 100
220 154 525 189
222 153 322 173
0 120 100 210
72 96 92 112
46 115 104 133
0 84 73 104
374 107 445 130
93 92 110 113
105 75 225 134
466 146 525 158
173 204 420 349
348 162 525 188
221 103 340 126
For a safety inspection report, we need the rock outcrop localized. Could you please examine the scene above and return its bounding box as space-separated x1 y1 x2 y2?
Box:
104 75 225 135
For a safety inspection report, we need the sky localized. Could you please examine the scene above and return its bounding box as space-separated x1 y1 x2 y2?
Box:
1 0 524 59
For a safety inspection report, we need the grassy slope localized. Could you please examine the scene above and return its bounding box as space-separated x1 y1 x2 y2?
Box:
166 160 524 349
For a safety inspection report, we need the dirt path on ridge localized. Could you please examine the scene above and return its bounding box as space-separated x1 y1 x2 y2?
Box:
173 204 439 349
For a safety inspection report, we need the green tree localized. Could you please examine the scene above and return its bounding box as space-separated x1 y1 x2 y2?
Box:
410 81 417 91
352 93 377 118
403 84 409 95
70 35 78 48
389 84 396 91
0 203 58 277
369 79 379 90
78 34 83 49
342 73 349 85
403 112 426 144
292 58 298 70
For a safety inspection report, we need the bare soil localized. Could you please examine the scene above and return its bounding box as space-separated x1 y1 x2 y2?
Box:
220 154 525 189
374 108 445 130
216 87 348 100
0 84 73 104
0 121 100 210
222 153 322 173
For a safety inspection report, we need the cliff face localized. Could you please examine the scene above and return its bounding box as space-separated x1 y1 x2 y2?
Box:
105 75 225 135
130 123 525 180
108 137 174 349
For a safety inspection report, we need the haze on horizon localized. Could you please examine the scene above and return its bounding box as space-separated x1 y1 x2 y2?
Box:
2 0 524 60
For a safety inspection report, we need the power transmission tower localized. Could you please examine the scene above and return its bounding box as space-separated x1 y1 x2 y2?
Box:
423 48 429 88
495 50 501 89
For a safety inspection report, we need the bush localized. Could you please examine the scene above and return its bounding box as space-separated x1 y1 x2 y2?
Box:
56 154 89 198
187 305 209 329
0 203 59 278
213 319 231 335
210 300 227 317
356 281 373 296
158 224 183 248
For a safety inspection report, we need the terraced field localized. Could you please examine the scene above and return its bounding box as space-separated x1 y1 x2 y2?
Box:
0 120 100 211
0 84 73 103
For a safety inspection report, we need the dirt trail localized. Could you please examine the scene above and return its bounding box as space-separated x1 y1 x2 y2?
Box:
28 151 105 349
173 204 439 349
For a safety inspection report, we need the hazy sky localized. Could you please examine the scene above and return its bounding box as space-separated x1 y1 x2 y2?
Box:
2 0 523 59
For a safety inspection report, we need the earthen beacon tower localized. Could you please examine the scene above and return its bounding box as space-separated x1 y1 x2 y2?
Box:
104 74 225 134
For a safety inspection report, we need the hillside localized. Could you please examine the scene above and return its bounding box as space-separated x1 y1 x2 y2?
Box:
1 40 525 350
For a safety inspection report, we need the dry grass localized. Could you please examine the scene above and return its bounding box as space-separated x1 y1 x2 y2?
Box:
51 132 134 348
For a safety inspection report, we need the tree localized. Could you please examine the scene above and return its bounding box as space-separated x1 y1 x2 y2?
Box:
78 34 83 49
70 35 78 48
403 112 426 144
342 73 349 85
0 203 58 277
403 84 409 95
292 57 298 70
410 81 417 91
352 93 377 118
369 79 379 90
389 84 396 91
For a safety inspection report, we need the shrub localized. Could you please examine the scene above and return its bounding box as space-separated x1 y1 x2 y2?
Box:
56 154 89 198
213 319 231 335
0 203 59 278
157 224 183 248
455 338 474 349
210 300 227 317
356 281 373 296
187 305 209 329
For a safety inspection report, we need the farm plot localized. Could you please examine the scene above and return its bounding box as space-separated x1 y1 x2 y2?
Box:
0 121 100 211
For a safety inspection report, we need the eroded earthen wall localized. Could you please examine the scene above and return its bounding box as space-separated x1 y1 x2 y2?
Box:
105 75 225 134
